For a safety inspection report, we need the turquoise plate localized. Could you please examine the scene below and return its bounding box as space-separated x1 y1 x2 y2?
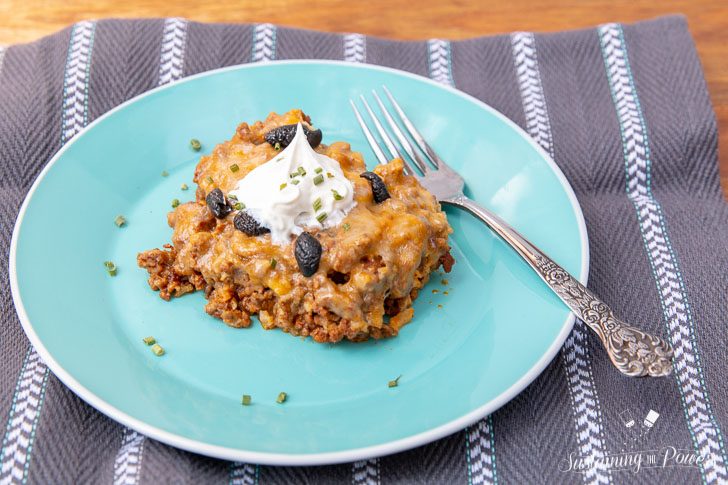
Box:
10 61 588 465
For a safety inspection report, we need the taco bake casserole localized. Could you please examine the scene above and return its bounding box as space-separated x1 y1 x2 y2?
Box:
138 110 453 343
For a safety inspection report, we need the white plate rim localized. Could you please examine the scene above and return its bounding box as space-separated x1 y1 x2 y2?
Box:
9 59 589 466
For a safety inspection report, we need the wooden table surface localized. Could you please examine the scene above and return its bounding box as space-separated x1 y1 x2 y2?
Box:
1 0 726 196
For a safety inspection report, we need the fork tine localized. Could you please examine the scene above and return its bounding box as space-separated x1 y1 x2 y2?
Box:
352 98 416 177
349 100 388 166
382 85 445 168
371 90 430 174
359 95 402 162
358 96 415 177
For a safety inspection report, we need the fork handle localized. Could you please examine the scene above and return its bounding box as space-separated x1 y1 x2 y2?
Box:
447 195 673 378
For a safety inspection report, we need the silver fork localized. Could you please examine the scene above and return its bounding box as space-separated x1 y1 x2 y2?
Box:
350 87 673 378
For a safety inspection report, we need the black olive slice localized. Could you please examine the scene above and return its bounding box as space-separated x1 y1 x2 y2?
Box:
295 232 322 277
265 124 322 149
360 171 391 203
206 188 232 219
233 210 270 236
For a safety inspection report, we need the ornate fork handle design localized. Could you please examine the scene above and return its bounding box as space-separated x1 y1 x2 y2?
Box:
532 254 673 376
450 196 673 377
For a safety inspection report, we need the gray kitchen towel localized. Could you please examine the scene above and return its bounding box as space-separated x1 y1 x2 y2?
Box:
0 14 726 485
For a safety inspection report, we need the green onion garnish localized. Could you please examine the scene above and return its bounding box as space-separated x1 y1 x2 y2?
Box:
312 197 322 212
326 172 334 178
233 202 243 211
114 215 126 227
228 194 238 201
297 166 306 176
151 343 165 356
291 179 300 185
161 170 169 177
388 375 402 388
331 189 343 201
242 395 252 406
274 142 281 151
313 174 324 185
230 164 239 173
316 212 328 223
279 183 287 190
276 392 287 404
181 183 188 191
103 261 117 276
270 258 277 269
315 167 323 174
171 198 180 208
206 176 213 184
142 336 156 346
190 139 202 151
343 223 351 232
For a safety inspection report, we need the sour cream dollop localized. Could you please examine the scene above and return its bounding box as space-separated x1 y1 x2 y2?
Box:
228 123 356 245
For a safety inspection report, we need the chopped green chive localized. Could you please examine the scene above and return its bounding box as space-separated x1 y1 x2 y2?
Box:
388 375 402 388
437 304 443 309
276 392 287 404
270 258 277 269
342 223 351 232
180 183 189 191
142 336 156 346
326 172 334 178
103 261 117 276
313 174 324 185
230 164 240 173
279 183 287 190
190 139 202 151
206 176 213 184
151 343 165 356
242 395 252 406
441 279 449 285
171 198 180 208
297 166 306 176
331 189 343 201
114 215 126 227
291 179 300 185
289 172 299 179
316 212 328 223
312 197 323 212
228 194 238 201
314 167 323 174
161 170 169 177
233 202 243 211
274 142 281 151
